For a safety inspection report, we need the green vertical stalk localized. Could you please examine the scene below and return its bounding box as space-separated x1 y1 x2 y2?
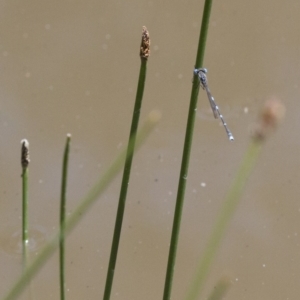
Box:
22 169 29 267
21 139 30 269
162 1 213 300
186 98 286 299
103 27 150 300
59 134 71 300
2 112 160 300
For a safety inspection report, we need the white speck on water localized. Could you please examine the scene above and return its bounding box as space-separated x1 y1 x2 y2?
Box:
3 51 8 56
262 264 266 268
235 277 239 281
85 90 90 96
38 179 43 184
153 45 159 51
49 85 54 91
201 182 206 187
105 34 111 39
45 24 51 30
244 107 249 114
117 142 123 149
102 43 108 50
178 74 183 79
25 72 31 78
23 33 28 39
138 240 142 244
192 189 197 194
168 191 172 196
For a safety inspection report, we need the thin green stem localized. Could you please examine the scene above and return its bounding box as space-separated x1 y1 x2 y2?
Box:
59 134 71 300
22 167 29 269
103 59 148 300
186 141 262 300
195 0 213 69
21 139 30 270
162 1 213 300
2 112 159 300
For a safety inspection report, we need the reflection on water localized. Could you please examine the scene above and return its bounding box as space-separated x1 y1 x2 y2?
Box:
0 225 48 256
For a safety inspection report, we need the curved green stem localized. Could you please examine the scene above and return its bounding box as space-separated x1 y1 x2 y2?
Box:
2 113 159 300
186 141 261 300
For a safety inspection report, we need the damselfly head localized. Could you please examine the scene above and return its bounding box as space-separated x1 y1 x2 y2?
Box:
194 68 207 75
199 68 207 74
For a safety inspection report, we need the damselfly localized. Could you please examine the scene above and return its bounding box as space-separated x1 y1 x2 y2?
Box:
194 68 234 141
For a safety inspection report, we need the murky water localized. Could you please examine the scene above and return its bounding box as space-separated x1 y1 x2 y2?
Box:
0 0 300 299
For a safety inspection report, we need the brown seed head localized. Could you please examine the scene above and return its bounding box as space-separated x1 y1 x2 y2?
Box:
21 139 30 169
140 26 150 60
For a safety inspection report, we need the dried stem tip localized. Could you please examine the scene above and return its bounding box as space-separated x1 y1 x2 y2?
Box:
140 26 150 60
21 139 30 169
252 98 286 142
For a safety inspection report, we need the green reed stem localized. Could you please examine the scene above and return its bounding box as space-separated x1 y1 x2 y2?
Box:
21 139 30 270
103 58 148 300
195 0 213 68
162 1 213 300
22 168 29 268
59 134 71 300
186 141 262 300
2 112 160 300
